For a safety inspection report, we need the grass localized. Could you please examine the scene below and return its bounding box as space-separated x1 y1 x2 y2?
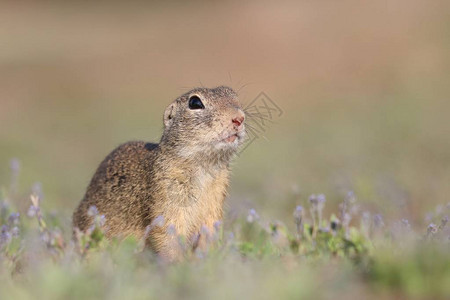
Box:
1 164 449 300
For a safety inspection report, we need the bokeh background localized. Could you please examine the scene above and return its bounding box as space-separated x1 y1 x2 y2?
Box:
1 0 449 227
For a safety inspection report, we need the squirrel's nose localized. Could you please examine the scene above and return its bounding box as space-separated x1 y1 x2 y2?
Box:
232 110 245 128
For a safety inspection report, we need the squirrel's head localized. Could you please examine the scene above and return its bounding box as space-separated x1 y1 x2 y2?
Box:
161 86 246 161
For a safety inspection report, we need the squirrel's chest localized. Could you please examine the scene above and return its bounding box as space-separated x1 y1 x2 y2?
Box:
163 168 229 236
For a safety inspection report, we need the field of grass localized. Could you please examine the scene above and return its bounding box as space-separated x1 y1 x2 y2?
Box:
1 171 449 299
1 1 450 299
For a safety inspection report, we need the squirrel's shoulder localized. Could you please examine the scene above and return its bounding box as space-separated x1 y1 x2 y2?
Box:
112 141 159 153
100 141 160 166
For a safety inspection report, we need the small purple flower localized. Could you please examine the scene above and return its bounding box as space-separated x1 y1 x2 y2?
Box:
41 231 51 244
27 205 38 217
317 194 326 204
440 216 448 229
340 191 356 220
293 205 304 238
346 190 355 199
200 225 210 239
0 225 12 245
247 209 259 223
11 226 20 237
343 213 352 227
317 194 326 212
144 215 165 237
293 205 303 225
309 195 319 216
320 227 330 233
309 194 318 206
361 211 371 235
373 214 385 228
151 215 165 228
362 211 370 220
87 205 99 217
213 221 222 232
427 223 438 235
167 224 177 235
401 219 411 230
8 212 20 225
97 215 106 227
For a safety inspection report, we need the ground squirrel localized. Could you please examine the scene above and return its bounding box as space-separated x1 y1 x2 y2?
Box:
72 86 246 260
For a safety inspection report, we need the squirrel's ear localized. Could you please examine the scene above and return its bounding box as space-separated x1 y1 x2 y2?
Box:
163 103 176 128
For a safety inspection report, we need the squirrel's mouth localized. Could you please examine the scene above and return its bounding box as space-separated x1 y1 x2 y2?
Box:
220 129 246 145
224 134 238 143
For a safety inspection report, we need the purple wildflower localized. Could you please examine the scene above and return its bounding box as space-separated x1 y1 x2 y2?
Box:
309 194 318 206
144 215 165 238
440 215 448 230
27 205 38 217
339 191 356 232
97 215 106 227
152 215 165 228
373 214 385 228
317 194 326 206
293 205 303 238
8 212 20 225
0 225 12 246
200 225 211 243
213 221 222 232
293 205 303 223
309 194 327 237
11 226 20 237
320 227 330 233
361 211 371 237
427 223 438 236
401 219 411 230
342 213 351 228
247 209 259 223
87 205 99 217
167 224 177 236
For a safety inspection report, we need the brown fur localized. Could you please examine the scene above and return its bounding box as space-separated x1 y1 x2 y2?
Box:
72 86 245 260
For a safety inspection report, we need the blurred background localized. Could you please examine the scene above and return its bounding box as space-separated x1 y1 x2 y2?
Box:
1 0 449 227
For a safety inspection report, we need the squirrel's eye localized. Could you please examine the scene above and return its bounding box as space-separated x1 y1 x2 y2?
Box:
188 96 205 110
